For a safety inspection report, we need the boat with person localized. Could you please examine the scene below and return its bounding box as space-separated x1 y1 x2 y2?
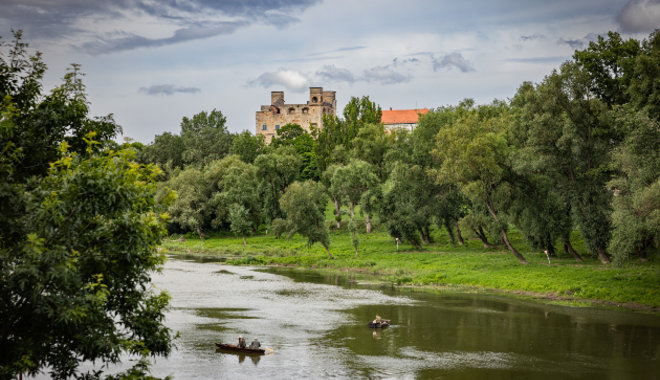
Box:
368 314 391 328
215 342 266 355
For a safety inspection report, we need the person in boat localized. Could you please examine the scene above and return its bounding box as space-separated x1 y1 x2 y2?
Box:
248 338 261 350
373 314 382 324
238 335 246 348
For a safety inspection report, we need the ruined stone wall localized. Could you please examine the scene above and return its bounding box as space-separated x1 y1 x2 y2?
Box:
256 87 336 143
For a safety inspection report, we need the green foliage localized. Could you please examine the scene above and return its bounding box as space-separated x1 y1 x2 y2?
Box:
140 109 233 171
0 143 174 378
573 31 641 107
511 62 615 264
608 106 660 264
628 30 660 119
0 31 121 182
167 166 206 237
230 131 265 164
254 147 301 221
271 123 320 180
280 180 333 258
315 96 381 172
330 159 379 216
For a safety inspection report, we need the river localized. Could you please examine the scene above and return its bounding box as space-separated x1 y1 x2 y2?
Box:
139 256 660 379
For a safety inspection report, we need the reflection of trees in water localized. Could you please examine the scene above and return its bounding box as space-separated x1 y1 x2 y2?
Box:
323 295 660 377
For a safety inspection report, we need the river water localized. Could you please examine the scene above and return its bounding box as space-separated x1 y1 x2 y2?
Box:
140 257 660 379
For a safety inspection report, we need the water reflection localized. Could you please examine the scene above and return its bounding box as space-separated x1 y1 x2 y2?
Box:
132 258 660 379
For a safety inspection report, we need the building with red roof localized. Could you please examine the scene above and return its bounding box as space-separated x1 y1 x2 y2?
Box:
381 107 429 131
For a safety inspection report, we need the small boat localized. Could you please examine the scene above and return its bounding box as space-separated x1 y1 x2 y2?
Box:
368 319 390 328
215 342 266 355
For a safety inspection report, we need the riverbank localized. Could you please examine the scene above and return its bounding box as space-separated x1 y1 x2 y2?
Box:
160 228 660 313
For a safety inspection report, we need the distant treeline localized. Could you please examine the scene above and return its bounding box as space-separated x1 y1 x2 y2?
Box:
134 30 659 266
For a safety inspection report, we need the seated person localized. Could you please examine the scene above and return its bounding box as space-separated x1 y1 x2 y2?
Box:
248 338 261 350
238 336 246 348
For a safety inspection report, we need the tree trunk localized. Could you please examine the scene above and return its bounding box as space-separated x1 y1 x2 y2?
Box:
638 236 651 262
355 247 359 259
365 212 372 234
242 235 247 245
196 227 205 243
475 226 496 248
596 246 611 265
333 197 341 228
322 242 334 259
484 192 527 264
349 203 355 218
456 223 465 246
420 228 429 244
501 230 528 264
563 239 583 262
444 219 456 245
423 226 433 243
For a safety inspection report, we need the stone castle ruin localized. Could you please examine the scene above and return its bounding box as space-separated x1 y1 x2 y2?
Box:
256 87 336 143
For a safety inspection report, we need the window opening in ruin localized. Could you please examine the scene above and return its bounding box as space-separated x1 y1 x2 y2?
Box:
275 124 280 130
262 124 267 130
288 107 295 114
302 107 309 114
312 96 318 103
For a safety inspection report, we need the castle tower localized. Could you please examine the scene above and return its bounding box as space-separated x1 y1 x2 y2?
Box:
256 87 336 143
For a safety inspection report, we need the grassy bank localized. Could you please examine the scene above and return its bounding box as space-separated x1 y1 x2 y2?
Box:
161 226 660 313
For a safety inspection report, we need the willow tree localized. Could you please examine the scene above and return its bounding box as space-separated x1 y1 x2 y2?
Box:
434 101 528 264
280 181 334 259
511 62 615 264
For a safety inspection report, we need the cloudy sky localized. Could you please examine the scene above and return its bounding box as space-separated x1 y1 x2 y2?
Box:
1 0 658 143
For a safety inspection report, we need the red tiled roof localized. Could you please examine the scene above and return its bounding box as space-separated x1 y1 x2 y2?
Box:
381 108 429 124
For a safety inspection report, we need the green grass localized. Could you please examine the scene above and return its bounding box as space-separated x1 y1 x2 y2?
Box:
161 220 660 313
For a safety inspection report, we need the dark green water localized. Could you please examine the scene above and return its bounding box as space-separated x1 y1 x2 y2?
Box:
142 258 660 379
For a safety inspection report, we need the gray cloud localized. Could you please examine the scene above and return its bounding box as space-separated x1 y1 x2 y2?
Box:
316 65 356 83
616 0 660 33
521 34 546 41
0 0 320 54
139 84 201 96
80 22 247 55
507 56 567 64
363 66 411 84
557 38 585 49
432 52 475 73
557 33 600 50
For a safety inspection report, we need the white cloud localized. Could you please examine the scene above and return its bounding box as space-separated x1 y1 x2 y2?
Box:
249 69 310 92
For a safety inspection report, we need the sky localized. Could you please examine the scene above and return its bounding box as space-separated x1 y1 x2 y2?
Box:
1 0 659 143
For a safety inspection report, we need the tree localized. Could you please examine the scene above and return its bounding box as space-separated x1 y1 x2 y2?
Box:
330 159 379 233
573 31 641 107
254 147 301 222
608 106 660 264
180 109 233 167
0 32 173 378
271 123 320 180
279 181 333 259
627 30 660 119
315 95 381 172
230 131 265 164
434 102 529 264
166 166 207 239
511 63 615 264
349 122 393 181
140 109 233 170
229 204 253 245
219 157 260 241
